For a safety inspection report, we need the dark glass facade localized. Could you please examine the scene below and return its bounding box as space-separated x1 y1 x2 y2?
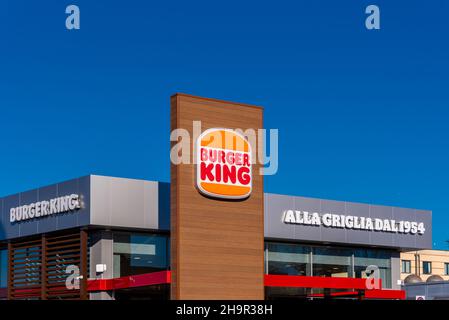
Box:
313 246 352 278
353 248 392 289
266 242 310 276
265 241 393 289
0 248 7 288
113 232 169 278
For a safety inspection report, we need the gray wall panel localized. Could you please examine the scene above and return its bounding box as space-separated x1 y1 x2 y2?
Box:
0 176 91 241
345 202 371 245
36 184 58 234
416 209 432 249
320 200 346 243
0 175 166 241
264 194 295 239
1 176 432 251
56 179 84 230
17 190 39 236
369 205 394 247
293 197 322 242
89 230 114 300
265 193 432 250
392 207 415 248
89 175 160 230
158 182 170 231
391 252 401 290
2 195 21 239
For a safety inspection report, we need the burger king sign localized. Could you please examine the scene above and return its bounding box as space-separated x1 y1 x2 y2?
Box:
196 128 252 199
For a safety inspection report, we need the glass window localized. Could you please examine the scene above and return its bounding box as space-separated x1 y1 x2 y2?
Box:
264 242 394 289
113 233 169 278
266 242 311 276
422 261 432 275
312 247 352 278
445 263 449 276
401 260 411 274
353 249 392 288
12 247 41 288
0 249 7 288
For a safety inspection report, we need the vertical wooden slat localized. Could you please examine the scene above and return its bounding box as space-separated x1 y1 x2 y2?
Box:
41 234 47 300
80 229 88 300
8 232 83 300
7 242 12 300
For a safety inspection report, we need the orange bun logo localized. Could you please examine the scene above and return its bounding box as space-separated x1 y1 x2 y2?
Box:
196 128 252 199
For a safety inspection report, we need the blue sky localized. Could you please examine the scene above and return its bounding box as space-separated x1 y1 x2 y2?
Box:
0 1 448 248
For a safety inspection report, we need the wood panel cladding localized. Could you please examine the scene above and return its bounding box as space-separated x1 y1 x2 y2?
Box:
170 94 264 299
7 230 88 300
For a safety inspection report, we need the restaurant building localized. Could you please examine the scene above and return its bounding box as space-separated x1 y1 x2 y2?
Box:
0 94 433 300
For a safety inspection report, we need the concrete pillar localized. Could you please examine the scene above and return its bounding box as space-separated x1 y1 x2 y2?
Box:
89 230 114 300
391 251 401 290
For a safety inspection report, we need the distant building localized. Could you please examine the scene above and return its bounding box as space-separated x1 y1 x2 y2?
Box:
401 250 449 283
401 250 449 300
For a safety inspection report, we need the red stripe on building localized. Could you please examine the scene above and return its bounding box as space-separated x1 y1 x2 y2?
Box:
364 289 406 300
265 274 405 299
87 270 171 292
307 290 360 298
264 274 379 290
86 271 404 300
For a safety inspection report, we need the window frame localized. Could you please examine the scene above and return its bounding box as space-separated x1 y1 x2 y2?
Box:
422 261 432 275
401 259 411 274
112 231 170 278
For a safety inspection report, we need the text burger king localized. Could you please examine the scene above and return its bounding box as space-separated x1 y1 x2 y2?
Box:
196 128 252 199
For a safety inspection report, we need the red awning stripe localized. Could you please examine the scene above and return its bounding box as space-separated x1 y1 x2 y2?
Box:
365 289 406 300
308 290 360 298
264 274 381 290
265 274 405 300
87 270 171 292
87 272 404 300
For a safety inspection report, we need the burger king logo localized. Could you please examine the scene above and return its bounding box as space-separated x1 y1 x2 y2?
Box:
196 128 252 199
